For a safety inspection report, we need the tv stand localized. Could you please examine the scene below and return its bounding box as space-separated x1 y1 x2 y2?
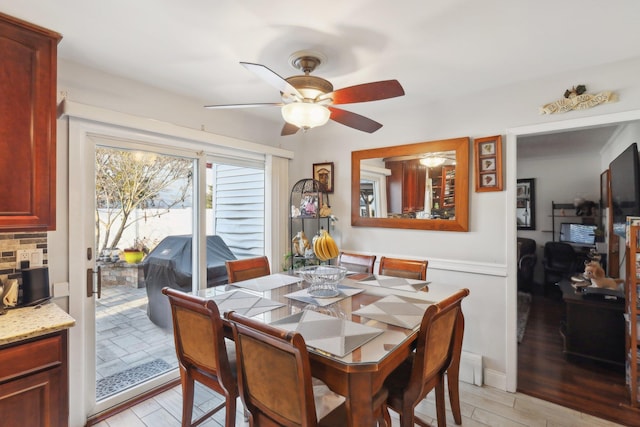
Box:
558 280 624 366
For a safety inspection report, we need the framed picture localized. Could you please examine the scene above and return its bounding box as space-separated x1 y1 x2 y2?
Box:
299 193 319 217
313 162 334 193
474 135 503 192
517 178 536 230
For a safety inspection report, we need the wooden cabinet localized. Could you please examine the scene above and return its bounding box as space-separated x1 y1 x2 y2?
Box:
0 13 61 231
625 225 640 406
0 331 69 426
385 159 426 214
558 280 625 366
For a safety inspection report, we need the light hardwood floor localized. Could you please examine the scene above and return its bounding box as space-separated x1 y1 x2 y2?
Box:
94 380 625 427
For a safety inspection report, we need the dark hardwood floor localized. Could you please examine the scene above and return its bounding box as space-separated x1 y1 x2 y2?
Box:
517 288 640 426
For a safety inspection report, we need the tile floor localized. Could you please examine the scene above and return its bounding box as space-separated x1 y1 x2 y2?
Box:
95 285 626 426
93 379 626 427
96 284 177 399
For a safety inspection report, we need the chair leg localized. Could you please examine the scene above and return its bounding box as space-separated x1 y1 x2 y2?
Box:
448 310 464 425
382 406 391 427
223 393 237 427
180 369 195 427
435 376 447 427
398 403 415 427
447 370 462 425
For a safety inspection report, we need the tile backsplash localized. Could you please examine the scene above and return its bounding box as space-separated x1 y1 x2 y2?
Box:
0 232 48 283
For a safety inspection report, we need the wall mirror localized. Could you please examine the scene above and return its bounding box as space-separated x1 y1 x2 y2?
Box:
351 137 469 231
516 178 536 230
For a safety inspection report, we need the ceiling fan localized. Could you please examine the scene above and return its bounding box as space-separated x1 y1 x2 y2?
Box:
205 51 405 136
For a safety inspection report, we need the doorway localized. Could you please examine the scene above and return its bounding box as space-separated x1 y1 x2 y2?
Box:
509 112 640 424
94 144 196 405
87 138 199 415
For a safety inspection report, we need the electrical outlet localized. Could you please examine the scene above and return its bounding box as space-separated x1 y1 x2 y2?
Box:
16 249 44 269
16 250 30 269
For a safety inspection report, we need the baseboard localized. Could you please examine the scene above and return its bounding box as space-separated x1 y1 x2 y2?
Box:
459 351 483 385
483 368 507 390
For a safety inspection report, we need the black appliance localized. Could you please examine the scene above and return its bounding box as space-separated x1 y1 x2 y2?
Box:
21 267 50 305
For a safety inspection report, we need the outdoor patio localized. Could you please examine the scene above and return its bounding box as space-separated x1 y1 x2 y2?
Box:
96 282 177 400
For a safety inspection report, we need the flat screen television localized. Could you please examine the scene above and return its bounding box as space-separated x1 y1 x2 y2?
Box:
559 223 597 246
610 142 640 237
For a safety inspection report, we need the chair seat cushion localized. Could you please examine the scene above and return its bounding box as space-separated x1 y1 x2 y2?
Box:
312 377 346 420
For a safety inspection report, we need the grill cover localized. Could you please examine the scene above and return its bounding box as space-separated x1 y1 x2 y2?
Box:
143 235 236 328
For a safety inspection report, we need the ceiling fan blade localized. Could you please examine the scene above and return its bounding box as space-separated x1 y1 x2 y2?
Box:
204 102 282 109
325 80 405 105
281 122 300 136
328 106 383 133
240 62 302 100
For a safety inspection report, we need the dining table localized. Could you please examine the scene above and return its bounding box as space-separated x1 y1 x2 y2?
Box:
197 270 438 427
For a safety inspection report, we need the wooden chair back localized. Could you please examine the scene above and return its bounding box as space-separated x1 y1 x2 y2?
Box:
378 256 428 280
337 252 376 273
384 288 470 427
162 287 237 427
226 256 271 283
227 311 330 427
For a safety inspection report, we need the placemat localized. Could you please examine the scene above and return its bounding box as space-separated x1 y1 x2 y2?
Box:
285 285 364 307
270 310 383 357
211 290 285 317
353 294 433 329
229 273 301 292
356 274 429 292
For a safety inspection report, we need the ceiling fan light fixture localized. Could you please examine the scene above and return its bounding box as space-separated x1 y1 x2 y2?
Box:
420 156 446 168
281 103 330 130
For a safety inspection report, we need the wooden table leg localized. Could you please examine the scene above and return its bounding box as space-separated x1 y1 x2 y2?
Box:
345 372 377 427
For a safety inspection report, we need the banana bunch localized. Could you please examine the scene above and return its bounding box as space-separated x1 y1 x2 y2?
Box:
313 230 339 261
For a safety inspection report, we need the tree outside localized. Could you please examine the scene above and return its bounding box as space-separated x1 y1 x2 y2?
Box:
95 148 193 253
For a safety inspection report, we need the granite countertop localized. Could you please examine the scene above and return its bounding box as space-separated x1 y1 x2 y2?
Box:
0 301 76 346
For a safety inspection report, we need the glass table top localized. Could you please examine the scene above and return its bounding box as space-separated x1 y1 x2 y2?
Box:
197 273 434 365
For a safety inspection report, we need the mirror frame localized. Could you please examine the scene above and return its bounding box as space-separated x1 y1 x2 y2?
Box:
351 137 470 231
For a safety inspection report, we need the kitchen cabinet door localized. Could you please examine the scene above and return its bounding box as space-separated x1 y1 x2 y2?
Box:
0 332 68 427
0 13 61 231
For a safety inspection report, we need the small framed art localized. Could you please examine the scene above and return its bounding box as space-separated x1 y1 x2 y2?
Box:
474 135 503 192
313 162 334 193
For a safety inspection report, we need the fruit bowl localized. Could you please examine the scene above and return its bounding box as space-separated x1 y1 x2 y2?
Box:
297 265 348 298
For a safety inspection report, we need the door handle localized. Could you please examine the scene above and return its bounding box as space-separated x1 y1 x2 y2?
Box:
86 266 102 299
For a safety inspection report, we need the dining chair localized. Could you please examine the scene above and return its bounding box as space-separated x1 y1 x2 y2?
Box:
337 251 376 273
382 288 470 427
162 287 238 427
378 256 428 280
225 255 271 283
227 311 389 426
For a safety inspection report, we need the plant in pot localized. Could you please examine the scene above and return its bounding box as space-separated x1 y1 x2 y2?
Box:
122 237 149 264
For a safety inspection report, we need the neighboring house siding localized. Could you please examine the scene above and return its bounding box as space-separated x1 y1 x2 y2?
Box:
213 164 265 258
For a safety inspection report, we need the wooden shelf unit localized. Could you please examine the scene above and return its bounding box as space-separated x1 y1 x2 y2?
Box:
626 225 640 406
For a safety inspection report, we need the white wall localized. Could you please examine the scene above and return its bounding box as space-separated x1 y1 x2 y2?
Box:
52 55 640 393
278 56 640 388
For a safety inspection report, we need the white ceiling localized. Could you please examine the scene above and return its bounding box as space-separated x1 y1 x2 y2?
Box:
2 0 640 143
